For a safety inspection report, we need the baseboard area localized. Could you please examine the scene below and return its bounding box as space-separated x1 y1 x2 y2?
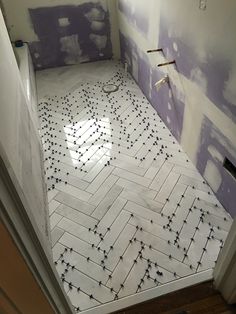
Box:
83 270 213 314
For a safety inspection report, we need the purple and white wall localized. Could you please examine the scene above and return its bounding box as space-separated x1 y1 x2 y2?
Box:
2 0 120 69
118 0 236 217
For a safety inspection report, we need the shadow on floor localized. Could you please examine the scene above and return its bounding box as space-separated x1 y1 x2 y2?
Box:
114 281 236 314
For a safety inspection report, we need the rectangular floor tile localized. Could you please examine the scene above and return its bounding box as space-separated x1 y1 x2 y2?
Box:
88 174 118 206
120 190 163 213
57 218 100 245
91 184 123 219
56 203 98 228
55 191 95 215
59 232 104 265
113 168 151 187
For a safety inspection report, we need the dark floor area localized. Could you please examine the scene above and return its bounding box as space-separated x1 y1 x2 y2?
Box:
115 281 236 314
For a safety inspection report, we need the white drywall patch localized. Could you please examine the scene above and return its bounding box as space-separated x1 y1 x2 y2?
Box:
207 145 224 162
89 34 107 50
85 8 105 22
223 67 236 106
60 34 82 64
91 21 105 31
58 17 70 27
173 42 178 52
190 67 207 94
204 160 222 192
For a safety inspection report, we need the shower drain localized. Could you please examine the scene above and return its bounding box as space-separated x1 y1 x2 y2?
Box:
102 83 119 94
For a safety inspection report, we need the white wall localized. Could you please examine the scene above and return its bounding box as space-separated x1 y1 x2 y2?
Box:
0 10 50 249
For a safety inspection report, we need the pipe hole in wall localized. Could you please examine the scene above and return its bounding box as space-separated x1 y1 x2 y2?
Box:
223 158 236 180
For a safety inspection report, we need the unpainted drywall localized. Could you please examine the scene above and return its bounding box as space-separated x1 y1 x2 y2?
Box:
118 0 236 217
0 10 50 249
2 0 120 69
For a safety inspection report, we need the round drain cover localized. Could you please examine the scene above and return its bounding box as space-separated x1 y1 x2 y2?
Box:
102 84 119 94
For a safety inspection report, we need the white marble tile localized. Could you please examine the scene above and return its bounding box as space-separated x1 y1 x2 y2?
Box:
59 232 104 265
178 175 210 193
49 199 61 216
56 182 91 202
67 288 100 311
86 166 114 194
38 61 232 313
99 210 131 252
56 203 98 228
156 172 180 203
58 218 100 245
178 209 203 248
91 184 123 220
58 243 111 282
50 212 63 230
83 152 110 183
105 224 136 271
185 186 217 204
51 226 65 247
52 241 66 261
55 191 95 215
124 201 167 225
116 178 157 199
172 166 202 180
96 197 127 235
112 168 151 187
47 189 59 202
110 158 146 176
88 174 118 206
149 162 173 191
106 242 140 292
184 222 210 268
161 183 187 216
142 247 195 277
60 173 89 190
65 268 114 303
199 238 221 271
128 216 175 243
120 190 163 213
147 262 178 284
118 259 151 298
135 230 185 262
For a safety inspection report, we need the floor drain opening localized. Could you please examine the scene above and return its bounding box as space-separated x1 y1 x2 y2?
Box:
102 84 119 94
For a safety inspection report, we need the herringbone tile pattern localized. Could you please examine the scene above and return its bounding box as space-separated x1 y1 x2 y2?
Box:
37 62 232 313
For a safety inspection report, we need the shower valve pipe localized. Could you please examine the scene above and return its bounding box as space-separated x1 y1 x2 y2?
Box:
147 48 163 53
157 60 176 67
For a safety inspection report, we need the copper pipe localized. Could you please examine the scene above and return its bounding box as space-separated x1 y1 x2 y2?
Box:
157 60 175 67
147 48 163 53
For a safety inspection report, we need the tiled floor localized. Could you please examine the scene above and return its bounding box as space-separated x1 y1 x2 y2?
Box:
37 61 232 313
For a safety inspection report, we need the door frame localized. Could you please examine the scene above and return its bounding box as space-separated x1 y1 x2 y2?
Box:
0 145 74 314
214 218 236 304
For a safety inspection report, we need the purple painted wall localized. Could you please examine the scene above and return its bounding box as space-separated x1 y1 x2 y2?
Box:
197 117 236 217
120 32 184 142
118 0 236 217
29 2 112 69
158 19 235 123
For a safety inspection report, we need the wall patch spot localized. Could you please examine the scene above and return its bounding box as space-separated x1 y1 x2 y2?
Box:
173 42 178 52
58 17 70 27
204 160 222 192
